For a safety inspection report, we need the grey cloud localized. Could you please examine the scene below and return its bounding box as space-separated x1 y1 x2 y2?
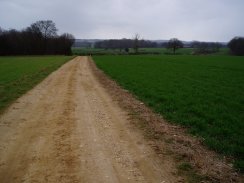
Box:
0 0 243 41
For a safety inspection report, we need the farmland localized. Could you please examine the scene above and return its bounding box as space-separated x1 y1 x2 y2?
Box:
72 47 229 55
93 55 244 171
0 56 73 112
72 47 193 55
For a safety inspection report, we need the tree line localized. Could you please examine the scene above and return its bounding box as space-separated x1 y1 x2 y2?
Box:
227 37 244 56
0 20 75 55
169 37 244 55
94 35 244 56
94 36 225 55
94 39 158 50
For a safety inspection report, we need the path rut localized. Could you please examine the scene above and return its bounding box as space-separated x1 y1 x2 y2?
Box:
0 56 178 183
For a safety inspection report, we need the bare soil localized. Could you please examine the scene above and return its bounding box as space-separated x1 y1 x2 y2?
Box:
0 56 182 183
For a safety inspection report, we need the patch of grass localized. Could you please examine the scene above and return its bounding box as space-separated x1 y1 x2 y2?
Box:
93 55 244 172
178 162 193 171
177 162 208 183
0 56 73 112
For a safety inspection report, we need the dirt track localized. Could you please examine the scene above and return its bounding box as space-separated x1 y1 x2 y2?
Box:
0 56 179 183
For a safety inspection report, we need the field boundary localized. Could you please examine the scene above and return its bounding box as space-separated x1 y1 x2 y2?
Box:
89 56 243 182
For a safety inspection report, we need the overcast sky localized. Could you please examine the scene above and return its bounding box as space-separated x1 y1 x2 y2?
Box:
0 0 243 42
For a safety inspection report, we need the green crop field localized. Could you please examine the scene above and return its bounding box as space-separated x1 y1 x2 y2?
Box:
0 56 73 112
93 55 244 171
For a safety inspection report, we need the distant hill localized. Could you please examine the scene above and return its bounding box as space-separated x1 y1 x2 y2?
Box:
73 39 104 47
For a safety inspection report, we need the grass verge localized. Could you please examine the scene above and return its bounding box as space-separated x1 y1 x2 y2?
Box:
0 56 74 112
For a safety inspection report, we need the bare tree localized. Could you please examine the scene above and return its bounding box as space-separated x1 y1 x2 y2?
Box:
192 41 222 54
133 33 140 53
167 38 183 54
30 20 57 39
29 20 58 53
